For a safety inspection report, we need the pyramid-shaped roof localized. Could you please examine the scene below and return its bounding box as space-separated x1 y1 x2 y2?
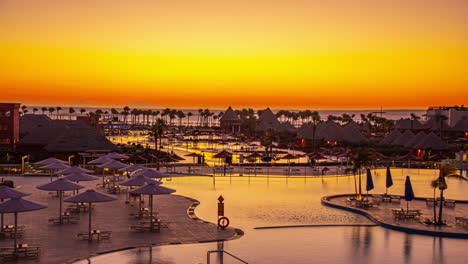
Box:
220 106 240 121
412 132 450 150
380 130 402 145
392 130 415 146
342 124 368 143
404 131 427 148
256 108 282 132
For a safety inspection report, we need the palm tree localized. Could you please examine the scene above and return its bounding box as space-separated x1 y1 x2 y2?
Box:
197 109 203 126
350 149 375 200
410 113 420 130
187 112 193 127
68 107 75 120
80 108 86 116
110 108 119 121
430 114 448 138
151 110 160 124
41 107 47 114
311 111 321 152
32 108 38 114
150 118 168 150
48 107 55 118
123 106 130 123
430 179 439 223
56 106 62 119
435 165 456 225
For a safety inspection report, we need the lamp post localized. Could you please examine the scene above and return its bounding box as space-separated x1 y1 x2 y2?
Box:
68 155 75 166
21 155 29 176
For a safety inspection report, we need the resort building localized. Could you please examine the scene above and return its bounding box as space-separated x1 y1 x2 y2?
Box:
0 103 20 150
16 114 118 160
219 106 240 133
426 105 468 127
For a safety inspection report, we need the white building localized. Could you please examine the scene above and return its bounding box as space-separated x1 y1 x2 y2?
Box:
426 105 468 127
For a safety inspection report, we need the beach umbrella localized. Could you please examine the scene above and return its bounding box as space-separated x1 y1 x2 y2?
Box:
97 160 128 186
213 150 232 159
185 153 203 163
385 167 393 194
133 168 169 179
88 156 114 165
366 168 374 198
281 153 298 169
404 176 415 211
246 152 264 159
171 154 185 161
40 162 69 170
37 178 84 224
56 166 93 175
104 152 129 160
127 154 148 164
0 198 47 251
63 172 99 182
34 157 67 165
0 187 30 230
64 189 117 241
129 184 175 230
121 175 162 187
118 164 147 173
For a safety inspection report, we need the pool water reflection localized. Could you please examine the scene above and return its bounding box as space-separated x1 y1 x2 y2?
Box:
82 169 468 264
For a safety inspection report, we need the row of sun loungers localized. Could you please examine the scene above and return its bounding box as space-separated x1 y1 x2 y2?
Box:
0 244 41 261
426 198 456 207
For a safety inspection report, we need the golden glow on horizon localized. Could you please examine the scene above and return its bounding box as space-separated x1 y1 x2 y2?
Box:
1 0 467 109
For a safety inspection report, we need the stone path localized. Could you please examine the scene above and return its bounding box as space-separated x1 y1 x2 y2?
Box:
0 176 240 264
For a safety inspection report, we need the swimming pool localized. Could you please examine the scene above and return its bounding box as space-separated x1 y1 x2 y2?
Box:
79 169 468 264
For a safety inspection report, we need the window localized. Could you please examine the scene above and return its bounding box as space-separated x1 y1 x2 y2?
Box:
0 138 10 144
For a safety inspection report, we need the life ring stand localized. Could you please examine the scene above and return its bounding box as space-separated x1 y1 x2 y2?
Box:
218 216 230 229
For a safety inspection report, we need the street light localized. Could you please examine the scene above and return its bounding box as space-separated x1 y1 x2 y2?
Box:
68 155 75 166
21 155 29 176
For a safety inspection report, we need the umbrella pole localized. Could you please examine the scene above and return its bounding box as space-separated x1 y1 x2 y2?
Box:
150 195 154 231
88 202 92 242
13 212 18 252
407 201 409 211
139 195 142 217
59 191 63 224
1 198 3 230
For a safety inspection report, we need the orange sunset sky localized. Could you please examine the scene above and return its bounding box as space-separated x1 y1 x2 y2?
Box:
0 0 467 109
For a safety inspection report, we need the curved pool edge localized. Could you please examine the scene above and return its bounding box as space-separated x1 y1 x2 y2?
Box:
68 195 244 264
321 194 468 239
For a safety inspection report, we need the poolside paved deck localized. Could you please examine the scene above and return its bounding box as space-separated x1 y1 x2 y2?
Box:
0 176 240 264
323 194 468 237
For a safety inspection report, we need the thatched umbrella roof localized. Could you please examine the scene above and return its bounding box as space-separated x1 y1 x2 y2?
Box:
219 106 240 121
392 130 415 146
404 131 427 148
412 132 450 150
380 130 402 145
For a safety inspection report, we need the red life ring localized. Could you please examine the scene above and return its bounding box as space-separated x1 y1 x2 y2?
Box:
218 216 230 229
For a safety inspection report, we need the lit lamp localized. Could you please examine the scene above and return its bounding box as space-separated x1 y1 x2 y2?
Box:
68 155 75 165
21 155 29 175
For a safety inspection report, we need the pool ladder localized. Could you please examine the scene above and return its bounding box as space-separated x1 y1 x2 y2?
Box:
207 250 249 264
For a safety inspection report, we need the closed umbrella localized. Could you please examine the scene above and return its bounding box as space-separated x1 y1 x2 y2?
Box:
0 187 30 230
64 189 117 241
37 178 84 223
34 157 67 165
0 198 47 251
56 166 93 175
404 176 415 211
366 168 374 199
129 184 175 231
385 167 393 194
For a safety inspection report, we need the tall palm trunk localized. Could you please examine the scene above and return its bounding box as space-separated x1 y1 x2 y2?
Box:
438 189 444 224
433 187 437 223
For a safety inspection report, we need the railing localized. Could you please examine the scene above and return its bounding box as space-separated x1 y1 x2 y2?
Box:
207 250 248 264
